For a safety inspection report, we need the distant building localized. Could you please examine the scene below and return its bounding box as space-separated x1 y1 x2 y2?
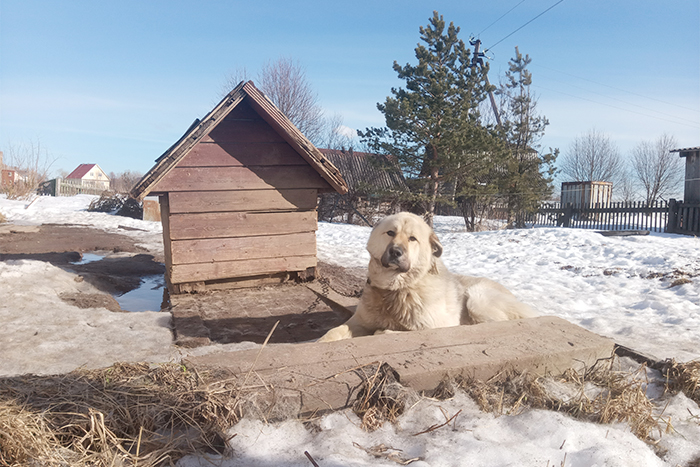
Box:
561 181 612 208
1 169 20 187
65 163 110 191
317 148 408 224
671 146 700 204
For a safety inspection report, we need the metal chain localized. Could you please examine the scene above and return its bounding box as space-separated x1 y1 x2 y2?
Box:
302 276 362 314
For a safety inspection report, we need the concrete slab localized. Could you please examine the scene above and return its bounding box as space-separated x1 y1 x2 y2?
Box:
185 316 615 418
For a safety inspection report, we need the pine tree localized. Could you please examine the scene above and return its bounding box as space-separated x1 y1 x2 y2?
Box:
359 11 496 226
497 47 557 228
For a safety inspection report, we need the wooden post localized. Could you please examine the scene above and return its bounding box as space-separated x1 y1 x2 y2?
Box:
667 199 678 233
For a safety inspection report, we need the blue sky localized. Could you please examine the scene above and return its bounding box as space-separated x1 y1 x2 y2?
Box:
1 0 698 178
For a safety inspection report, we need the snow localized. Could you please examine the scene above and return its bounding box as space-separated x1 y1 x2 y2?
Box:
1 194 699 466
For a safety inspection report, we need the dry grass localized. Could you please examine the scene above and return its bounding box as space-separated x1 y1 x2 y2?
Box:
352 363 414 432
0 362 241 467
0 212 6 224
458 357 659 441
662 359 700 405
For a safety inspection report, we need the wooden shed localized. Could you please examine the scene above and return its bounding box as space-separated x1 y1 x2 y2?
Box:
131 81 347 293
671 146 700 204
561 181 612 208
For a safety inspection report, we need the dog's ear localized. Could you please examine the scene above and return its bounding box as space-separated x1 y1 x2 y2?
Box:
429 232 443 257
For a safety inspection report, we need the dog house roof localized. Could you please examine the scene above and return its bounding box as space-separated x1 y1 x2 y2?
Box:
131 80 348 200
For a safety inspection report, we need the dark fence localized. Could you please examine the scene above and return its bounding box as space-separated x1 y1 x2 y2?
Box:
532 199 700 235
668 199 700 235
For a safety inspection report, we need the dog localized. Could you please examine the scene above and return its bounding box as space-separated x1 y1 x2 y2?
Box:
318 212 537 342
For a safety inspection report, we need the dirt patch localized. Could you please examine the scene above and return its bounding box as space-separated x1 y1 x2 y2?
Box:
317 261 366 296
59 292 124 313
170 261 365 347
1 224 166 307
0 224 154 258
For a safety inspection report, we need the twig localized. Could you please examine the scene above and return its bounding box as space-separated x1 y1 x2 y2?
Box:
238 320 279 395
412 409 462 436
305 450 320 467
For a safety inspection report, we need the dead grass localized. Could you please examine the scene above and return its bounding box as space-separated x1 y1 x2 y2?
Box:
0 212 6 224
457 357 659 441
0 362 241 467
662 359 700 405
352 363 414 432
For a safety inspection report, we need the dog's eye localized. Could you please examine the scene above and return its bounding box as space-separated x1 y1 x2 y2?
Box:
386 230 395 237
409 236 417 242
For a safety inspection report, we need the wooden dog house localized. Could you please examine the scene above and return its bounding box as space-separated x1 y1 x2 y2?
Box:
131 81 347 293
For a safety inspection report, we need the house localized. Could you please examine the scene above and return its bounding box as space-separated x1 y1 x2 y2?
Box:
671 146 700 204
131 81 347 293
65 163 110 191
561 181 612 208
317 148 407 224
1 169 21 187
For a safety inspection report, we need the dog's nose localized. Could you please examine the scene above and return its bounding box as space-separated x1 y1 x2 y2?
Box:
388 244 404 259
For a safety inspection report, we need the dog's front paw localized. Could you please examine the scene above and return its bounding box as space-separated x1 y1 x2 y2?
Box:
318 324 352 342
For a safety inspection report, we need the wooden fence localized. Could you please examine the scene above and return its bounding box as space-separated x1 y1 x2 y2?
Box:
667 199 700 235
532 199 700 235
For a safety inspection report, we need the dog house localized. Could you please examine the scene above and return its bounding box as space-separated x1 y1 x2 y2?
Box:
131 81 347 293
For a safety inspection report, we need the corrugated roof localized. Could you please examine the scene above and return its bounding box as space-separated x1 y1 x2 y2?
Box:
318 149 407 194
66 164 97 179
671 147 700 153
131 81 348 200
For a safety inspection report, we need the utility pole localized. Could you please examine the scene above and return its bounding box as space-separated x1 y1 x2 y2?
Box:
470 39 502 127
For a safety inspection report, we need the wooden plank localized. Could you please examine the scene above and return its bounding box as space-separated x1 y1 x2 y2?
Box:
170 232 316 264
170 255 317 284
185 316 615 417
159 194 176 292
152 166 330 193
202 119 286 144
225 98 260 120
168 189 318 214
180 142 308 167
168 211 317 241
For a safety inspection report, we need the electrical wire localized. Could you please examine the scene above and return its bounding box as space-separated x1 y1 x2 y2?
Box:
533 63 700 115
487 0 565 50
532 84 700 129
537 74 700 127
477 0 528 37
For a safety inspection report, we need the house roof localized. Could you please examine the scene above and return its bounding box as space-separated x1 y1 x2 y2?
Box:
318 148 407 194
671 147 700 156
131 81 348 200
66 163 99 179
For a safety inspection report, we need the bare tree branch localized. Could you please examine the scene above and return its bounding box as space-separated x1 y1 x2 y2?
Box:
558 129 625 185
630 134 683 204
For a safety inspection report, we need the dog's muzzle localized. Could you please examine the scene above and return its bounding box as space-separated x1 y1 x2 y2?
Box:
381 243 410 272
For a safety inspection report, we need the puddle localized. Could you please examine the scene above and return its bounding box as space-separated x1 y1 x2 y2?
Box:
74 253 104 265
116 274 168 312
69 253 168 312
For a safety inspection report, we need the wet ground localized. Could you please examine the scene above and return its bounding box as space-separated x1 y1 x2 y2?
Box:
0 225 166 312
0 223 367 343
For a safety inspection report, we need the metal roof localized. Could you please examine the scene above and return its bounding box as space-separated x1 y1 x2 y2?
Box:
318 149 407 194
66 163 99 179
671 147 700 153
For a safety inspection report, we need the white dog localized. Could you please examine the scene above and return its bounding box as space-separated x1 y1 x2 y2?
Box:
319 212 537 342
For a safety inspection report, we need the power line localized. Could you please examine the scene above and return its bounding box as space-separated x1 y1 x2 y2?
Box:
533 63 700 115
538 74 700 127
477 0 528 37
487 0 565 50
532 84 700 129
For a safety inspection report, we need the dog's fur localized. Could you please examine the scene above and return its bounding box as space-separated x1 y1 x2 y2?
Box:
319 212 537 342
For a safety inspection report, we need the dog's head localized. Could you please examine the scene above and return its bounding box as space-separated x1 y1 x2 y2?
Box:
366 212 443 288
